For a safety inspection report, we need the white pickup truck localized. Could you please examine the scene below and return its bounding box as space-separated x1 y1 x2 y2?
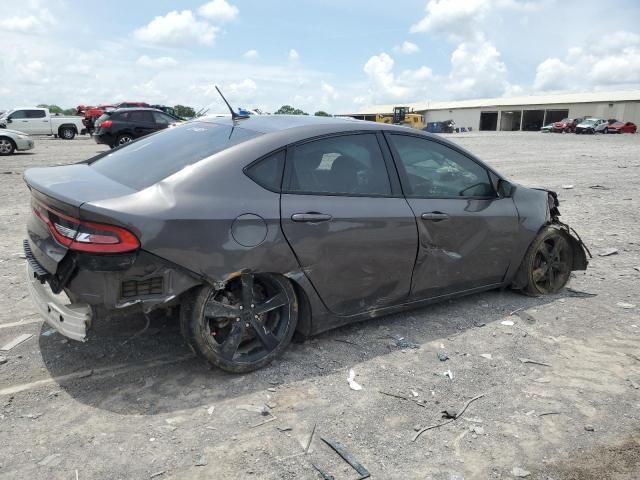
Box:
0 107 86 139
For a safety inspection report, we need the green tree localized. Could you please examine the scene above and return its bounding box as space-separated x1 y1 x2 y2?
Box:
173 105 196 118
37 104 63 114
275 105 308 115
314 111 331 117
62 108 79 116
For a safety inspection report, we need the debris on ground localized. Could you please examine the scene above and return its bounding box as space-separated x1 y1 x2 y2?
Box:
393 336 419 349
320 436 371 480
517 311 536 325
347 369 363 391
311 462 335 480
207 406 215 415
501 320 514 326
519 358 552 367
626 378 639 389
589 185 610 190
565 288 598 298
512 466 531 477
437 351 449 362
37 453 62 467
470 425 485 435
479 353 492 360
0 333 34 351
194 456 208 466
250 415 277 428
562 185 574 189
305 423 316 453
509 307 524 316
443 369 453 380
0 356 7 365
584 425 595 432
413 394 485 442
616 302 636 309
539 411 561 417
277 426 292 432
150 471 166 478
599 248 619 257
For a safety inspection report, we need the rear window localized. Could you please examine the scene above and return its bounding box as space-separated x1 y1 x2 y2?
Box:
90 121 260 190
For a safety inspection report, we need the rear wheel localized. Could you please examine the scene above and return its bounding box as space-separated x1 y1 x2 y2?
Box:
0 137 15 155
59 127 76 140
520 226 574 295
116 134 133 146
181 273 298 373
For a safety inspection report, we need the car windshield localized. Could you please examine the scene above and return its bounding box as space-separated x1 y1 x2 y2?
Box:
582 119 596 125
90 121 261 190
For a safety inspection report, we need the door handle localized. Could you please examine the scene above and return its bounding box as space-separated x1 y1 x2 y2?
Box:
291 213 332 223
421 212 449 222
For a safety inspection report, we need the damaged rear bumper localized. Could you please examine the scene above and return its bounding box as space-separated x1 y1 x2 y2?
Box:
26 263 92 342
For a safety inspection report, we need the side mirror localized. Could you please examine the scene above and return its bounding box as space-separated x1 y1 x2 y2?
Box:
498 179 514 198
6 118 12 123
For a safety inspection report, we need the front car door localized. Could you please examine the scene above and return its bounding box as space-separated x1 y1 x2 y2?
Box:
7 110 32 133
385 133 519 299
280 132 418 316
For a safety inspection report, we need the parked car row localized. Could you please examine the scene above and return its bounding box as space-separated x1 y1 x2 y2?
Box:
541 117 637 134
76 102 178 134
94 107 182 148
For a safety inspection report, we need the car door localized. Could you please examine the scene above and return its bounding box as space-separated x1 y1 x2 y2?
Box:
385 133 519 299
7 110 32 133
128 111 157 138
280 132 418 316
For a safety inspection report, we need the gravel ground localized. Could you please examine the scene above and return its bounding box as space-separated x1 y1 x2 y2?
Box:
0 132 638 479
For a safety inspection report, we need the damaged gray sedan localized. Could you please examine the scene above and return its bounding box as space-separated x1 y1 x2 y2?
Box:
23 115 589 372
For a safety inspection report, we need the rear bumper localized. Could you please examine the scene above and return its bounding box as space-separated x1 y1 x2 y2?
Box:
93 132 114 146
26 263 92 342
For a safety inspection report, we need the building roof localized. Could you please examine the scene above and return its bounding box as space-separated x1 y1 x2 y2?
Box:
343 90 640 115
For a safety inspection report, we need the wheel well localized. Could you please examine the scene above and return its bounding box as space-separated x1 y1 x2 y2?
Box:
58 124 78 134
288 277 312 337
0 136 16 147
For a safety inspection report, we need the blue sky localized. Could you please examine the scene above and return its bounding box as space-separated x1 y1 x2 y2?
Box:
2 0 640 113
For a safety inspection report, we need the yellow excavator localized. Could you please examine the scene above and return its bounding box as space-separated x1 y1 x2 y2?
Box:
376 106 424 129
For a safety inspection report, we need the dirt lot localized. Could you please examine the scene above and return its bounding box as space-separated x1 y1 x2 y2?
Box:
0 132 638 480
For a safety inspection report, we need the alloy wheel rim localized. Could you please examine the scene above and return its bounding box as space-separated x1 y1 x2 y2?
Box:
63 130 73 138
532 235 571 293
201 274 289 364
0 140 11 153
119 136 131 144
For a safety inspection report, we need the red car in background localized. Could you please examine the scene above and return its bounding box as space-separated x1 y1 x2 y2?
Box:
606 121 637 134
77 102 149 134
552 117 585 133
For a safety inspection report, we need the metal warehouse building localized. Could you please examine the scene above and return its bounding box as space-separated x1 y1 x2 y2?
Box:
344 90 640 131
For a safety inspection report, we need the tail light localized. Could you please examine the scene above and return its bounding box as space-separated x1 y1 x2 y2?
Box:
32 198 139 253
100 119 113 129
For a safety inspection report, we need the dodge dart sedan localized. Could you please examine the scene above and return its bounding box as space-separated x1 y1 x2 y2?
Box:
23 115 589 372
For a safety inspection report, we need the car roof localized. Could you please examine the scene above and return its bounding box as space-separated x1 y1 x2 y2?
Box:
113 107 163 112
196 114 413 135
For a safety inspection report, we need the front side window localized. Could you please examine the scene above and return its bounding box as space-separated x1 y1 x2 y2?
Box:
287 134 391 196
9 110 28 120
389 135 494 198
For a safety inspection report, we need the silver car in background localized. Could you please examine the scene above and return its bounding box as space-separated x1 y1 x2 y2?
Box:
0 128 35 155
575 118 606 134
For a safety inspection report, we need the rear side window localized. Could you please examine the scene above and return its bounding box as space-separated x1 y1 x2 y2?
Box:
91 122 260 190
245 150 285 192
286 134 391 196
128 111 154 123
27 110 46 118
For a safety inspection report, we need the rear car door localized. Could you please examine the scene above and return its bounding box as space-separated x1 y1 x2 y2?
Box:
25 109 49 134
280 132 418 316
128 111 157 138
385 133 519 299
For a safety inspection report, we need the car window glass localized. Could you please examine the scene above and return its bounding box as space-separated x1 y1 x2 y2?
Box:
91 122 261 191
389 135 494 198
129 111 154 123
245 150 285 192
153 112 173 125
9 110 28 119
288 134 391 196
27 110 46 118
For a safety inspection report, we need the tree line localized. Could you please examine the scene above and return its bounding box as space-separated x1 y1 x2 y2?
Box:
35 103 331 117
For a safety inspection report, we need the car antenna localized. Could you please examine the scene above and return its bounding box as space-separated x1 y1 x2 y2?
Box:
215 86 249 121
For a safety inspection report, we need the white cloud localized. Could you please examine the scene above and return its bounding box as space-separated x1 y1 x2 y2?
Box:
133 10 218 47
0 8 55 33
410 0 489 38
394 41 420 55
136 55 178 68
16 60 49 85
446 35 510 99
198 0 239 22
243 49 259 60
534 31 640 91
363 53 434 103
288 49 300 61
